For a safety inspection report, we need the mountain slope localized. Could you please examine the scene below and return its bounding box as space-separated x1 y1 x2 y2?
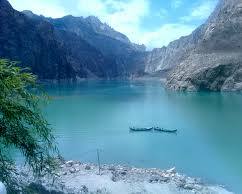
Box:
0 0 75 79
144 0 242 91
47 15 146 56
165 0 242 91
144 25 204 76
0 0 146 80
2 0 240 89
46 15 147 77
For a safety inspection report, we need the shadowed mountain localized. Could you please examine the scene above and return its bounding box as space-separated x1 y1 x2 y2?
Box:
1 0 241 91
45 15 147 78
0 0 147 80
0 0 75 79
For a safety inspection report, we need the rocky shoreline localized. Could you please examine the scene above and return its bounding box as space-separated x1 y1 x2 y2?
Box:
16 160 232 194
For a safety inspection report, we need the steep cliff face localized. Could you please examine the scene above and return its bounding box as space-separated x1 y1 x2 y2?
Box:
144 26 204 75
166 0 242 91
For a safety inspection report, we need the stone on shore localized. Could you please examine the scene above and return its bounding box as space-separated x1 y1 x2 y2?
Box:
14 161 233 194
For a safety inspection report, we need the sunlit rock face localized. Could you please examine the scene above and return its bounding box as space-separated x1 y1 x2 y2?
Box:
143 0 242 91
165 0 242 91
144 28 203 77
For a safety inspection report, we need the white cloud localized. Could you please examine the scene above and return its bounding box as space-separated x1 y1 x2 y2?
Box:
76 0 150 46
181 0 217 22
7 0 201 49
138 24 196 50
75 0 195 49
155 8 168 19
8 0 66 18
171 0 183 9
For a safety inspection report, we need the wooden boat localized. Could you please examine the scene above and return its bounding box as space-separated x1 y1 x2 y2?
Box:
129 127 153 132
154 127 177 133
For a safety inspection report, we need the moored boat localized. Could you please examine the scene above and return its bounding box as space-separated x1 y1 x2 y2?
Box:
129 127 153 132
154 127 177 133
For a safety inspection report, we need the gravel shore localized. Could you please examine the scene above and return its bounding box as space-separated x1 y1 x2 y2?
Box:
18 160 233 194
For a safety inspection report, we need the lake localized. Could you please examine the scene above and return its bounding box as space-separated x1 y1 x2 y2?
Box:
43 80 242 193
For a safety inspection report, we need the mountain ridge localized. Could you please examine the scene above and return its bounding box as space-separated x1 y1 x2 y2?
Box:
1 0 242 91
165 0 242 91
0 0 147 80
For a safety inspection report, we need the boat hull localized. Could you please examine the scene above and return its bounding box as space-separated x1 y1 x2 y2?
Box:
154 128 177 133
129 127 153 132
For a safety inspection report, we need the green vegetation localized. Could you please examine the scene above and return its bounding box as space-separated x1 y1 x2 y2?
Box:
0 59 58 190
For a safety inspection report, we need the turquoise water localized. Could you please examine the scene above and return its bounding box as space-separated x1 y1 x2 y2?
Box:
44 81 242 193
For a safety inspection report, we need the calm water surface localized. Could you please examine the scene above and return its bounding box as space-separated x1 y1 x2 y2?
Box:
43 81 242 193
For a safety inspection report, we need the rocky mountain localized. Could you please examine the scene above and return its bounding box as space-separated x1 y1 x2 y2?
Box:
1 0 241 90
0 0 146 80
144 28 203 77
46 15 146 55
145 0 242 91
45 15 147 77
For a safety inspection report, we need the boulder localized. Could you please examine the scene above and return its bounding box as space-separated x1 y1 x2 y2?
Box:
66 160 74 167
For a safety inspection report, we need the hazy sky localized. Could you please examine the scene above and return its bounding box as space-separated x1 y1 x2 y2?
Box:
8 0 218 50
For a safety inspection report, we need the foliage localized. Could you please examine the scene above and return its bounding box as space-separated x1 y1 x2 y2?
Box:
0 59 58 190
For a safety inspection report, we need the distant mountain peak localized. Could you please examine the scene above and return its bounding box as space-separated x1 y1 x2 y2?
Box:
20 6 146 51
83 15 146 51
85 16 102 24
84 15 131 45
22 10 35 17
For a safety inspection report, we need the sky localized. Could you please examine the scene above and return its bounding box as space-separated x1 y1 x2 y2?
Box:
8 0 218 50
